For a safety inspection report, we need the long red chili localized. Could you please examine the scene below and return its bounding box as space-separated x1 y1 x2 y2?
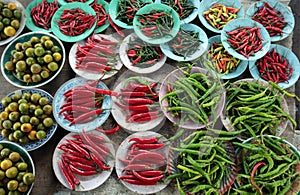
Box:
69 164 97 176
128 136 159 144
85 82 118 96
122 97 154 105
122 164 153 172
126 111 159 123
96 125 120 134
108 14 125 37
65 139 90 159
121 178 157 185
115 102 153 111
58 145 84 158
90 153 111 170
62 153 95 166
58 159 75 190
69 108 105 126
133 143 165 150
132 170 164 182
250 161 266 195
81 129 109 156
62 158 80 185
138 170 163 177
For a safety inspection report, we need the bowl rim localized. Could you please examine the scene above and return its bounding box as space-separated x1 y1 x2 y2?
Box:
57 0 94 6
0 31 66 89
0 0 26 46
248 44 300 89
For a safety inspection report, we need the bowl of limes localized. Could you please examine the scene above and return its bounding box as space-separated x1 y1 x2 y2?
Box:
0 0 26 46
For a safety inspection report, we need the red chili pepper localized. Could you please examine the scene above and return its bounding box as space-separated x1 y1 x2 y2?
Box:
250 162 266 195
129 115 159 123
62 153 95 166
128 136 159 144
118 158 131 165
96 125 120 134
115 102 155 112
69 164 97 176
127 111 159 123
69 108 105 126
61 158 81 185
118 91 156 98
58 145 84 158
65 139 90 159
85 82 118 96
90 152 111 170
58 105 92 115
122 97 154 105
108 14 125 37
117 174 137 180
133 143 164 150
122 178 157 185
132 171 164 182
130 152 165 165
131 56 141 66
122 164 153 172
81 129 109 156
58 159 75 190
138 170 163 177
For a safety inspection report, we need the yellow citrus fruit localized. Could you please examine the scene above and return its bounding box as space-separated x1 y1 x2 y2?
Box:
4 26 16 37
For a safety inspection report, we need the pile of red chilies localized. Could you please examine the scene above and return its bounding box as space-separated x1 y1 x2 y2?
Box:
256 48 293 83
226 27 263 58
91 0 107 28
55 8 96 36
30 0 59 30
75 34 119 74
59 80 117 126
116 78 160 123
252 2 287 37
58 129 111 190
118 136 166 185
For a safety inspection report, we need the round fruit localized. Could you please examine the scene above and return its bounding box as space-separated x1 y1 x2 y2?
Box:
5 166 18 178
4 26 16 37
7 180 18 191
9 152 20 162
22 173 34 185
36 130 46 140
0 159 12 170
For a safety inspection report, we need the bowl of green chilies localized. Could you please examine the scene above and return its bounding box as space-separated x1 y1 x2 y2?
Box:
166 129 239 194
221 78 293 141
159 66 226 130
133 3 180 44
232 135 300 194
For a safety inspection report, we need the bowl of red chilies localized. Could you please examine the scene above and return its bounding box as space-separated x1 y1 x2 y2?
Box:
26 0 60 32
111 76 166 133
51 2 97 42
52 77 113 132
221 18 271 61
246 0 295 42
53 129 115 191
57 0 94 6
249 44 300 89
115 131 170 194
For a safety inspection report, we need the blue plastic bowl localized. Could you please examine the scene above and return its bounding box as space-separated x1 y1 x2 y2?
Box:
109 0 153 29
221 18 271 61
160 23 208 62
198 0 245 34
133 3 180 44
249 44 300 89
246 0 295 42
51 2 97 42
202 35 248 80
155 0 200 24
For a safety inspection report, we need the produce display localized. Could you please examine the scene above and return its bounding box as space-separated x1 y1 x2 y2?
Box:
203 3 240 30
0 143 35 194
255 47 293 83
30 0 59 30
4 35 63 83
75 34 119 73
232 136 300 194
0 1 22 40
54 8 96 36
0 90 54 144
251 2 287 37
0 0 299 194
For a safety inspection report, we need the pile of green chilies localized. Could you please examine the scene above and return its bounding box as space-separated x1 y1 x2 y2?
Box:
137 10 174 38
161 0 195 19
161 68 224 126
116 0 151 25
225 80 296 139
167 130 239 194
167 29 201 58
230 136 300 194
